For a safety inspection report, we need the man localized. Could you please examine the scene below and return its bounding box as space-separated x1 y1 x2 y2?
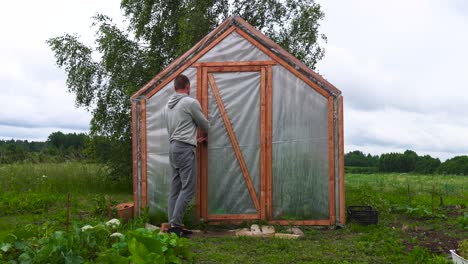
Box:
164 74 209 237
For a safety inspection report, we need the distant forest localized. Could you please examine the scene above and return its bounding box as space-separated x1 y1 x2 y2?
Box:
0 131 109 164
345 150 468 175
1 132 467 175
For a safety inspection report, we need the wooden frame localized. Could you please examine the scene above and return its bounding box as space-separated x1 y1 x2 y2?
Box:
265 65 273 220
131 102 138 216
234 28 330 98
207 73 260 211
338 96 345 225
328 96 336 225
201 67 209 219
207 214 260 220
260 67 266 220
195 67 202 221
206 66 262 72
144 26 237 99
193 61 276 67
131 17 236 99
140 100 147 209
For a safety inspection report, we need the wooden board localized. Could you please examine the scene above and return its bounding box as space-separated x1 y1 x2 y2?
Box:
260 67 266 220
141 100 147 209
196 67 202 220
207 73 261 212
201 67 209 220
131 102 138 216
207 214 260 220
328 96 336 225
206 66 262 72
269 220 331 226
266 65 273 220
193 61 276 67
338 96 345 225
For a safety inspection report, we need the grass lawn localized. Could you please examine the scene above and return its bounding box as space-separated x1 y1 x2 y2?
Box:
0 164 466 263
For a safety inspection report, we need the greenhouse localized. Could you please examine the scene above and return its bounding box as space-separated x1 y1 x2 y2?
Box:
131 16 345 226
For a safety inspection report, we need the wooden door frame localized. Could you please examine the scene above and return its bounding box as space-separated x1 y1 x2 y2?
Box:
194 61 274 221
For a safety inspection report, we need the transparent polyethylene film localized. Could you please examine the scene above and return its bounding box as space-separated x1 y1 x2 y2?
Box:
146 67 197 220
198 31 270 62
207 72 260 215
271 65 330 220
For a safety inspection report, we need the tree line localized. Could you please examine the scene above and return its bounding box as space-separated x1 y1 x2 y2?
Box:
0 132 110 164
345 150 468 175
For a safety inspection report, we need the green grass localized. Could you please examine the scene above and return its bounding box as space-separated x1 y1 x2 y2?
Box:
0 164 466 263
0 163 133 240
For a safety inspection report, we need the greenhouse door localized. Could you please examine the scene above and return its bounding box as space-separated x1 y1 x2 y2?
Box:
194 62 275 222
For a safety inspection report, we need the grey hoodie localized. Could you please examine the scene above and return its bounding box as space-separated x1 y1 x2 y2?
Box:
164 93 210 146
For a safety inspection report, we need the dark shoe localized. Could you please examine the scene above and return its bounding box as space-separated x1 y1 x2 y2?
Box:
181 228 193 235
168 227 189 238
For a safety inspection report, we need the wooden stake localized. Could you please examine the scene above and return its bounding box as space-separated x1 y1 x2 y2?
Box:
66 193 70 233
260 67 266 220
432 184 435 214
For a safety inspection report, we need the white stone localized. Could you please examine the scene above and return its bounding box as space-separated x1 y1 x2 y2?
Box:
261 225 276 237
250 224 262 234
285 227 304 237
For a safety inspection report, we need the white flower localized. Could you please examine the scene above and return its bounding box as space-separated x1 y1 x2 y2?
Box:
106 218 120 228
81 225 94 231
110 232 124 239
42 175 47 178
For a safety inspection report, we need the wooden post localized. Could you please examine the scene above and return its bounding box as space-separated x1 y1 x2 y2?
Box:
66 193 70 233
432 184 435 214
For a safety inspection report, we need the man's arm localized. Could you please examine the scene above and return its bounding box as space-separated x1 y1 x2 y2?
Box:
189 100 210 133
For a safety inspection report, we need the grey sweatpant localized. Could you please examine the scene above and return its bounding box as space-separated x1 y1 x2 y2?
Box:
168 141 197 226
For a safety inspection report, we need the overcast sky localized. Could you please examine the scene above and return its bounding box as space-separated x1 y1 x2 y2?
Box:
1 0 467 161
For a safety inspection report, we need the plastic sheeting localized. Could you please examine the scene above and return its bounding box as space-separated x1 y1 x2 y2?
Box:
198 31 270 62
144 28 339 223
271 65 330 220
207 72 260 215
146 67 197 221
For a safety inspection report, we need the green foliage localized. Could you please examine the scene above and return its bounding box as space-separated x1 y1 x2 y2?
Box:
379 150 418 173
458 239 468 260
415 155 441 174
345 166 378 174
0 132 89 164
437 155 468 175
0 220 191 264
457 213 468 230
47 0 327 179
405 247 450 264
391 205 446 219
345 150 379 167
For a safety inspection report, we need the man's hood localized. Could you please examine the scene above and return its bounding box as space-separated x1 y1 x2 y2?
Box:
167 93 187 109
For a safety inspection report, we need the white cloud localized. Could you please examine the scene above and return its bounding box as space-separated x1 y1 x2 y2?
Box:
0 0 123 141
317 0 468 160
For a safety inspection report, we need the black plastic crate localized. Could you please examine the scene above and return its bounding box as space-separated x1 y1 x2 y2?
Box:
347 206 378 225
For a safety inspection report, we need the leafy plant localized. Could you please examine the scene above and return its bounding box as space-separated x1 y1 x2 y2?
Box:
457 213 468 230
0 220 191 264
458 239 468 260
